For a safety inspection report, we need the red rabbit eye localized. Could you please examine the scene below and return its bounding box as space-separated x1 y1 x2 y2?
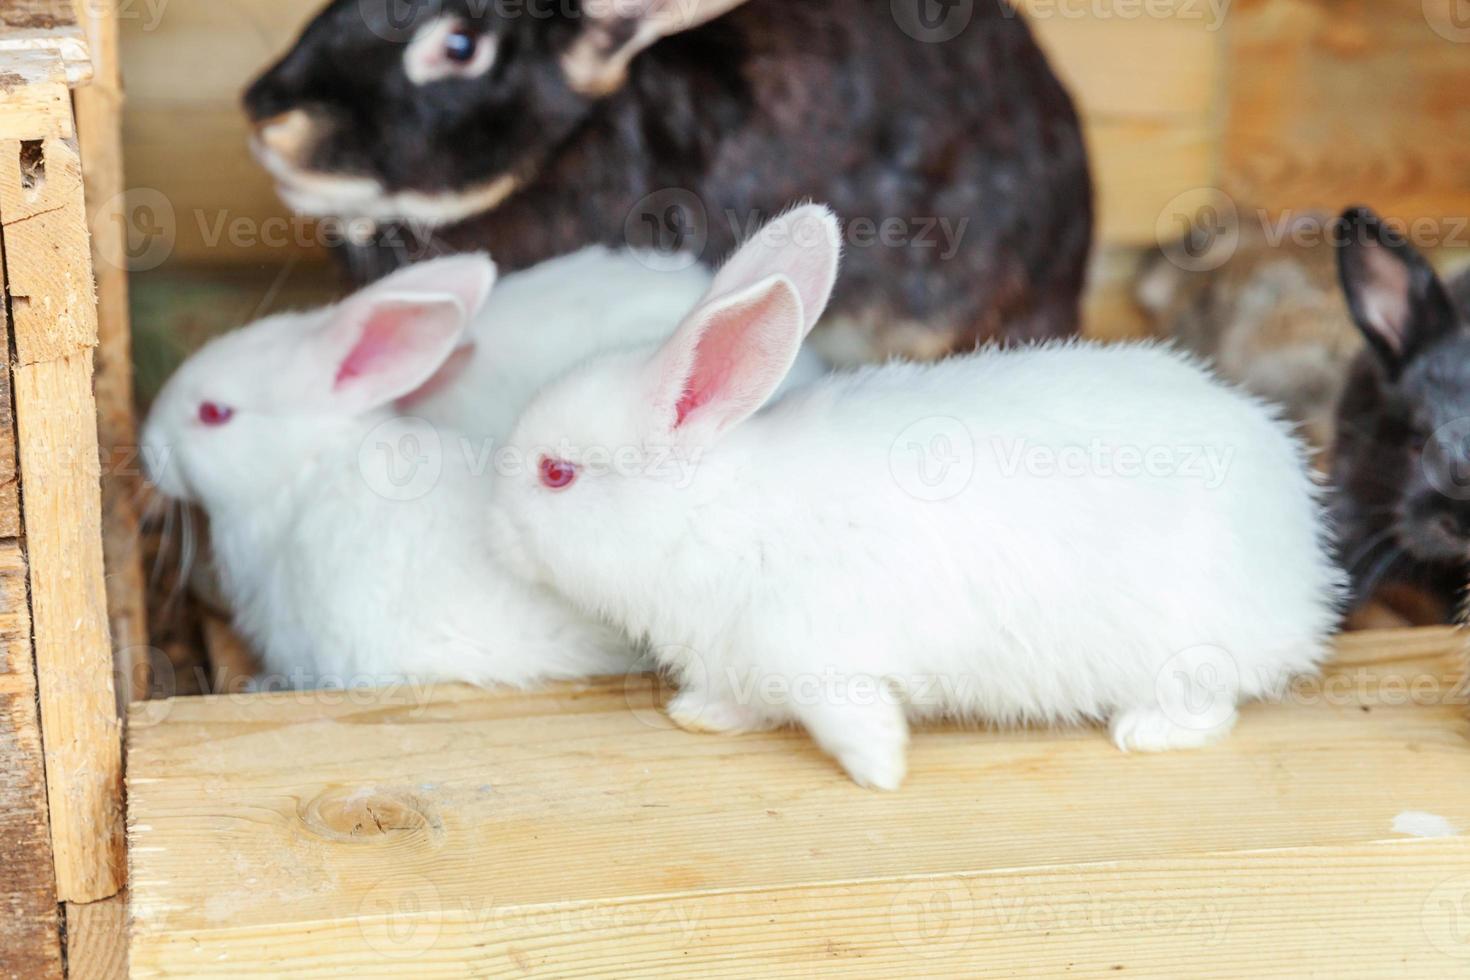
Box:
198 402 234 427
539 456 578 490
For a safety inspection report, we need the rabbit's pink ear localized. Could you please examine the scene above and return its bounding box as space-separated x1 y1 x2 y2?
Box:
650 274 804 442
708 205 841 338
359 253 498 320
318 256 496 413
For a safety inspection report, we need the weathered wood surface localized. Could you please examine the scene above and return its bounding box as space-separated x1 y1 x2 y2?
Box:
0 543 63 980
74 0 151 704
0 134 125 903
0 49 74 141
0 238 18 539
0 0 91 84
128 627 1470 976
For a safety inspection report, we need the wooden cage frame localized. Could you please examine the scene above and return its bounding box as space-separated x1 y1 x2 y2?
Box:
1 2 1469 977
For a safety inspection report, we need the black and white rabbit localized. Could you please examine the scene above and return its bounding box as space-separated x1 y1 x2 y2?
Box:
243 0 1093 361
1331 206 1470 621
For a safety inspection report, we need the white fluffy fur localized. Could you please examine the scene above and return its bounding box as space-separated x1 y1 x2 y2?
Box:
141 248 824 689
414 246 826 439
494 206 1347 789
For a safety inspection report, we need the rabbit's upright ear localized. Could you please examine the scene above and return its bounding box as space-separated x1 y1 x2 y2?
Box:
648 274 805 445
563 0 753 95
707 205 842 339
1336 207 1457 378
645 206 841 443
316 254 497 413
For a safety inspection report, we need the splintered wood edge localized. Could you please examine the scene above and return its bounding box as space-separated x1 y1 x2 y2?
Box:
0 0 92 86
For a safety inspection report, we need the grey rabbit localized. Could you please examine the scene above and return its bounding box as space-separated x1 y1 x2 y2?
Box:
1331 205 1470 623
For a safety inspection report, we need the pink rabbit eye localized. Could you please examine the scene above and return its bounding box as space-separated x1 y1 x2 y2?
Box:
539 456 578 490
198 402 234 427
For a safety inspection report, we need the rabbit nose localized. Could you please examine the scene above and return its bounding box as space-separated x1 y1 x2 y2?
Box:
254 110 314 166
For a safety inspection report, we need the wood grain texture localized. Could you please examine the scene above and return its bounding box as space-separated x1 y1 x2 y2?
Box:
73 0 150 704
127 628 1470 977
0 232 18 540
0 49 74 141
65 893 130 980
1 134 125 902
0 136 101 364
1224 0 1470 221
0 543 63 980
13 356 124 904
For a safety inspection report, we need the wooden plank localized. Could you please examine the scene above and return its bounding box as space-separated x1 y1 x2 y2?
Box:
73 0 150 703
124 845 1470 978
0 134 125 903
0 135 101 364
1021 0 1223 123
65 893 130 980
12 356 125 904
1087 119 1218 246
0 230 18 540
0 543 63 980
0 49 74 141
0 0 92 85
127 628 1470 976
1224 0 1470 220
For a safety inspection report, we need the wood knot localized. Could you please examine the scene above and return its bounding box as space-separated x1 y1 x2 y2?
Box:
298 786 443 846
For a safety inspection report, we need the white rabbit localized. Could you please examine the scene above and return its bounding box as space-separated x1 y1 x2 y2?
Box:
146 247 827 689
490 205 1346 789
142 255 634 689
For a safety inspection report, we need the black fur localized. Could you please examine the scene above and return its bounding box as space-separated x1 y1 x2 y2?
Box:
244 0 1094 353
1330 206 1470 618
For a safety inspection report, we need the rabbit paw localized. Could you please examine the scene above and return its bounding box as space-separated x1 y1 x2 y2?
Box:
834 742 909 792
666 690 771 735
799 697 911 791
1109 706 1238 753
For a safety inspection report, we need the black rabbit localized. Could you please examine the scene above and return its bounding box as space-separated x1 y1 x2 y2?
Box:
1331 206 1470 621
243 0 1093 361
